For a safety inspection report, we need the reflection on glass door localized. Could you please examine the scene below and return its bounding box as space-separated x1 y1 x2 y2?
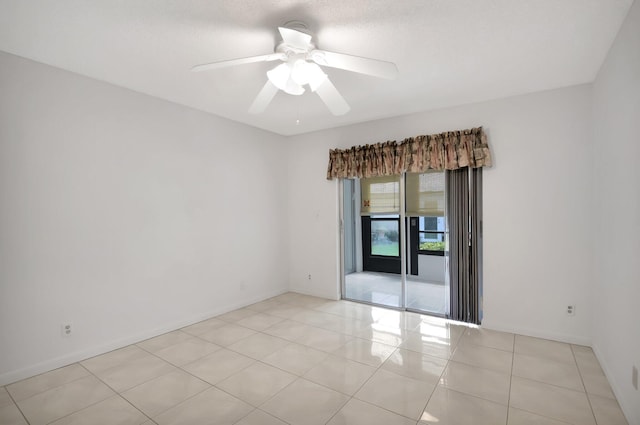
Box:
343 176 402 308
405 171 448 316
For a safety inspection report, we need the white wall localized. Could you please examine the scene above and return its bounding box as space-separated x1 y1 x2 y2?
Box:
0 52 289 385
591 0 640 422
287 84 594 344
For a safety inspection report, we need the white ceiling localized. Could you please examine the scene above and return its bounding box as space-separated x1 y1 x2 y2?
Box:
0 1 633 136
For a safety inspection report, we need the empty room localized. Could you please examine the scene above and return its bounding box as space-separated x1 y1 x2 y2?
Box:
0 1 638 424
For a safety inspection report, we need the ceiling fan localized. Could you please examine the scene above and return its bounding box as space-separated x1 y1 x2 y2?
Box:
191 22 398 116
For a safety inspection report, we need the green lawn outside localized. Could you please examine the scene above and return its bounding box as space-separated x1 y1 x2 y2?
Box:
372 243 399 256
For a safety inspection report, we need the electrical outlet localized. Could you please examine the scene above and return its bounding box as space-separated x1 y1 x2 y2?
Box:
61 323 72 337
633 365 638 390
566 305 575 316
308 274 312 281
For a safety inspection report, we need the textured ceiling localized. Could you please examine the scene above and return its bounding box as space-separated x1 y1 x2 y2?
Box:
0 0 633 135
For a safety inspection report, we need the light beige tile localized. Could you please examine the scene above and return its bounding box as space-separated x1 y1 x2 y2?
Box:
439 360 511 404
572 345 603 375
514 335 575 365
136 330 193 353
261 378 349 425
81 345 149 375
245 299 284 312
216 308 258 322
262 343 329 375
303 355 376 395
16 375 114 425
460 327 515 351
509 376 596 425
152 337 220 366
154 387 252 425
270 292 303 303
508 407 576 425
180 317 226 336
582 370 616 399
513 353 584 391
381 348 447 384
376 310 426 331
49 395 147 425
216 362 297 406
90 354 176 392
327 398 416 425
196 323 256 346
452 339 513 373
355 369 435 420
262 320 316 342
352 326 405 347
6 364 90 402
0 402 28 425
570 346 616 398
263 304 308 319
413 321 466 341
419 386 508 425
316 317 370 336
121 370 210 417
315 302 377 323
290 310 338 327
0 387 13 408
227 333 290 360
292 294 334 309
399 329 458 360
234 409 288 425
236 313 284 331
588 394 629 425
332 337 396 367
295 327 352 352
182 348 254 384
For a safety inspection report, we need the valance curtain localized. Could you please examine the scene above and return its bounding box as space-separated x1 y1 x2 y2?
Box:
326 127 491 180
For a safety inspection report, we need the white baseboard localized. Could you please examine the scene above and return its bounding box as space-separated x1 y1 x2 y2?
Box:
591 344 634 425
0 287 287 387
289 286 340 301
480 319 592 346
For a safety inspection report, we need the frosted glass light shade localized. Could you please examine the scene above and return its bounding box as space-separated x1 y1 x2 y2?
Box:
267 63 304 95
291 60 327 92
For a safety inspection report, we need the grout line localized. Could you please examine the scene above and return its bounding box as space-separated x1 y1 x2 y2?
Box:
5 293 615 425
570 344 599 424
505 334 515 425
3 386 30 425
5 364 92 405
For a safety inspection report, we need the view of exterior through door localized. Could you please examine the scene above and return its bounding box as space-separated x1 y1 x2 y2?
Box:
341 170 481 321
342 172 449 315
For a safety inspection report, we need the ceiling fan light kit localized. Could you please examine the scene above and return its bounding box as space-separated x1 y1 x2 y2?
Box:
192 23 398 116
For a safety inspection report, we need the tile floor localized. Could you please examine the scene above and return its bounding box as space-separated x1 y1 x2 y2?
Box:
0 292 629 425
344 272 447 315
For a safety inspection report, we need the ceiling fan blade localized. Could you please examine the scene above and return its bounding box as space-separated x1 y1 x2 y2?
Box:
278 27 312 49
310 49 398 80
248 81 279 114
191 53 285 72
315 79 350 116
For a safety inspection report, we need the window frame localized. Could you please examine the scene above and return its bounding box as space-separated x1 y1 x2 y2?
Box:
417 216 446 257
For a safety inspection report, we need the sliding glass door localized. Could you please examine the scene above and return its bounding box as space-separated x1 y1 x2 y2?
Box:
405 171 449 315
341 169 482 322
342 176 403 308
342 171 451 315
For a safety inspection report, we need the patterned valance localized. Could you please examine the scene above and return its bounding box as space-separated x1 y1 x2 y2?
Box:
326 127 491 180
